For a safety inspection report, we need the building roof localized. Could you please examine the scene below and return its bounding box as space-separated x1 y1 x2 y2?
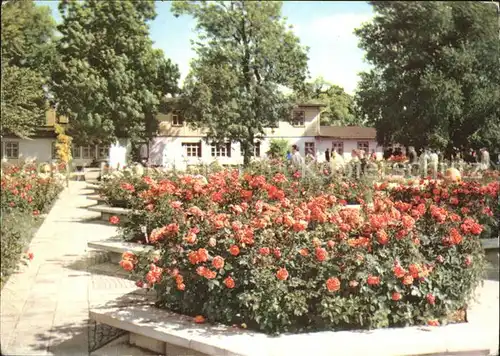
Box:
296 102 326 108
318 126 376 140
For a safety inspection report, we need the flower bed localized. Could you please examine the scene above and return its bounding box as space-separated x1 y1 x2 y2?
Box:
378 179 499 239
113 168 486 335
1 163 65 286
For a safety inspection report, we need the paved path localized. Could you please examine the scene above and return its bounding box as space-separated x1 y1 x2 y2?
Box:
1 181 136 356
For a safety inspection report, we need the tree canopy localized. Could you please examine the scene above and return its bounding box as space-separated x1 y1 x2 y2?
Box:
355 1 500 154
51 0 180 145
298 77 361 126
171 1 309 165
1 0 56 138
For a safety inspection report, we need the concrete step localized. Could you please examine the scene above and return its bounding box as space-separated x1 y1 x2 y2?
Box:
88 261 133 279
90 334 159 356
87 205 130 224
88 238 152 264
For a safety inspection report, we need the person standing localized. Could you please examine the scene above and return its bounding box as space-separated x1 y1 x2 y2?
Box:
325 148 330 163
291 144 304 169
480 148 490 170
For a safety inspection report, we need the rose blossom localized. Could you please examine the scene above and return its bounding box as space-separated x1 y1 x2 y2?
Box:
326 277 340 292
276 267 289 281
224 276 235 289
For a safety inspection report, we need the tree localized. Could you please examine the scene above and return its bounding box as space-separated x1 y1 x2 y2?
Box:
298 77 361 126
52 0 180 146
355 1 500 155
171 1 309 165
1 0 57 138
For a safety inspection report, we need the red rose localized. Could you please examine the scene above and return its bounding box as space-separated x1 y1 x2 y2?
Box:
229 245 240 256
315 247 328 262
27 252 34 261
259 247 270 256
392 292 402 301
367 275 380 286
273 248 281 259
109 215 120 225
436 255 444 263
426 293 435 305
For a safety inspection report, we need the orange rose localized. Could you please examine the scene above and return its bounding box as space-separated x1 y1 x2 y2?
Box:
119 260 134 272
175 275 184 284
276 267 289 281
197 248 209 263
196 266 207 276
212 256 225 270
229 245 240 256
427 319 440 326
194 315 205 324
122 251 136 261
377 230 389 245
224 276 235 289
177 283 185 291
402 274 414 285
326 277 340 292
408 264 420 278
299 248 309 256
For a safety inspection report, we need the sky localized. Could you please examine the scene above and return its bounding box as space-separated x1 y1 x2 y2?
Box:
37 1 374 94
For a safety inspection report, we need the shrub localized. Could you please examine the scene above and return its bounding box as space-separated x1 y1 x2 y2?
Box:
117 170 486 334
1 211 37 287
1 163 64 287
380 179 499 239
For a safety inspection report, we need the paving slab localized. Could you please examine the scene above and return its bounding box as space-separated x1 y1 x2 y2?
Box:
0 181 128 356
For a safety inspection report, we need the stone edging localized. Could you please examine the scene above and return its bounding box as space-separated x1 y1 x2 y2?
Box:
90 299 497 356
87 205 131 215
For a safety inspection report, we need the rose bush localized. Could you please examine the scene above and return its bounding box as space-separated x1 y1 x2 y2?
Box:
1 163 64 286
379 178 499 239
114 168 486 334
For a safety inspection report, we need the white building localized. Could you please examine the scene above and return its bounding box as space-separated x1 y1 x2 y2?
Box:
1 105 384 168
147 104 384 166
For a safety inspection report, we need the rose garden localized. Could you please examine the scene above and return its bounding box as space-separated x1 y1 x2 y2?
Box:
2 156 498 355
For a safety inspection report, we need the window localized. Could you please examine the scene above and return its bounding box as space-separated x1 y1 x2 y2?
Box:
182 142 202 157
292 110 305 126
305 142 315 156
332 141 344 155
82 146 93 159
4 142 19 159
72 145 81 159
51 142 58 159
172 111 184 126
357 141 369 152
211 143 231 157
240 142 261 157
97 145 109 159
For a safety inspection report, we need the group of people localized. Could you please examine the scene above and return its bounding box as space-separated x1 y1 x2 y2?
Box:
285 144 495 178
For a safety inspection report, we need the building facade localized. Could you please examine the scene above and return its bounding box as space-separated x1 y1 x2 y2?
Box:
148 104 384 167
1 105 384 168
